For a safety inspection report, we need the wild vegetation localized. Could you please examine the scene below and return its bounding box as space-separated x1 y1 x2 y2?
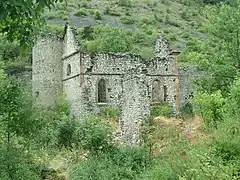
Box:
0 0 240 179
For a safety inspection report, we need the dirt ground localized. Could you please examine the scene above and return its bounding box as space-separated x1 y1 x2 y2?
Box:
153 115 209 144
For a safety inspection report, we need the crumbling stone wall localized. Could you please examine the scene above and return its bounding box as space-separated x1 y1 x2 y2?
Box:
61 50 179 144
63 24 78 58
33 24 183 145
120 73 150 145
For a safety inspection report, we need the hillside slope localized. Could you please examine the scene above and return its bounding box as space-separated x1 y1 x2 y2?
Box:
43 0 210 59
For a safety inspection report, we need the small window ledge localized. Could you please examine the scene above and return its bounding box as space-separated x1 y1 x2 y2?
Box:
97 102 109 106
151 102 164 106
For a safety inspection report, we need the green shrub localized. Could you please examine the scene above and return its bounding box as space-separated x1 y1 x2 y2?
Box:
137 46 155 60
55 93 71 116
44 10 68 20
74 116 114 154
33 94 71 148
91 10 102 20
82 25 133 52
166 8 171 14
140 17 156 26
193 90 225 128
180 147 235 180
77 26 94 41
154 13 164 23
202 0 230 4
132 29 157 47
161 0 170 5
104 8 121 16
35 110 62 148
222 78 240 119
180 9 191 21
213 118 240 162
150 104 172 117
118 0 132 7
57 118 77 149
167 33 178 41
83 40 99 52
137 161 178 180
77 0 89 8
0 145 40 180
74 8 88 17
166 19 181 27
212 79 240 162
70 146 149 180
0 36 21 61
120 16 135 24
41 24 64 36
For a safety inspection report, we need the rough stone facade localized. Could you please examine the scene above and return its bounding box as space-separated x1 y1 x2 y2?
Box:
32 24 193 145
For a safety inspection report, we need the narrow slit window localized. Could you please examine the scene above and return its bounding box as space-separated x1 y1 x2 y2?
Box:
67 64 71 76
163 85 167 102
98 79 107 103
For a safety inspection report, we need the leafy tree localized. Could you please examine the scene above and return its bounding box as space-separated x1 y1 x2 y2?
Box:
0 72 42 179
210 0 240 71
182 0 240 94
193 90 225 127
0 76 38 141
0 0 63 45
221 78 240 119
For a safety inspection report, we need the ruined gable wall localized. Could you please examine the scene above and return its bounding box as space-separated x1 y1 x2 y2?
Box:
63 25 78 58
32 36 63 106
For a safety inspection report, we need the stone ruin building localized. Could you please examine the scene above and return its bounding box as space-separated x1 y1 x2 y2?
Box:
32 24 194 145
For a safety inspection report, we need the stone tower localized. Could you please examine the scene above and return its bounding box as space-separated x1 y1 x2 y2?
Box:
32 36 63 106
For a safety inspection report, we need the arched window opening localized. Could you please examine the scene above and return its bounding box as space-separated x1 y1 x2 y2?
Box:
98 79 107 103
152 80 161 102
67 64 71 76
163 85 167 102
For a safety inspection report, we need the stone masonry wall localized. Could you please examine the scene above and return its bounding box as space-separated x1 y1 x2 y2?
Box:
120 73 150 145
32 36 63 106
63 25 78 58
